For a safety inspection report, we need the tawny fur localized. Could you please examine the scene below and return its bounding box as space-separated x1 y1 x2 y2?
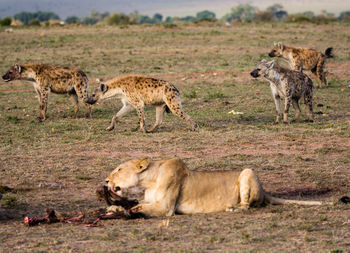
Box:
105 158 326 217
268 42 333 87
250 59 314 124
2 63 91 121
86 75 197 133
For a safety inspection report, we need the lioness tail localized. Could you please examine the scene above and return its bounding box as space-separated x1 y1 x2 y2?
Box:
265 194 323 206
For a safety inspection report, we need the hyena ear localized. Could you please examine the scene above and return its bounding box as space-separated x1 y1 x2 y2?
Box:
266 60 275 69
273 41 277 46
100 83 108 93
14 64 22 73
277 42 284 50
136 158 151 173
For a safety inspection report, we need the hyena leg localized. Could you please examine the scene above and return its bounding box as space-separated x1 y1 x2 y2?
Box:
135 105 147 133
283 96 292 124
164 96 196 131
106 102 134 131
148 104 167 133
316 58 327 87
69 93 79 118
38 88 49 122
291 99 301 122
74 81 92 118
272 95 282 124
32 83 41 103
304 92 314 122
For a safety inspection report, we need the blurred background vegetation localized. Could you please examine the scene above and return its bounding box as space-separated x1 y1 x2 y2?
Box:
1 3 350 27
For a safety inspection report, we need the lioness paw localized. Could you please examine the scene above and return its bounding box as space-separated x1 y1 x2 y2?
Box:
107 205 124 213
233 206 249 213
130 204 143 213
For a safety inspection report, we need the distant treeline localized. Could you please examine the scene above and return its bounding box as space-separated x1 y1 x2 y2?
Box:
1 4 350 26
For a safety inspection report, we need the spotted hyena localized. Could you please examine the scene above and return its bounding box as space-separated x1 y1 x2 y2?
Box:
86 75 197 133
268 42 333 88
250 59 314 124
2 63 91 121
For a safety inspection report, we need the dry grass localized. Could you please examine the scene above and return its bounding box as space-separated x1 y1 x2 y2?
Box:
0 22 349 252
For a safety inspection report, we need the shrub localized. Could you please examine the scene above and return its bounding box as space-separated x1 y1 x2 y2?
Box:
0 17 12 26
254 11 274 22
28 19 41 26
287 14 313 23
313 15 337 24
65 16 80 24
106 13 131 25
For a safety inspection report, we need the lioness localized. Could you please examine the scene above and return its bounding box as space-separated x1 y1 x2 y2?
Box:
106 158 327 217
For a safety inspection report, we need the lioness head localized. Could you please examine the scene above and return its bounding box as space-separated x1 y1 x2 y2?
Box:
268 42 284 58
86 82 108 105
2 64 23 82
250 59 275 78
105 158 151 196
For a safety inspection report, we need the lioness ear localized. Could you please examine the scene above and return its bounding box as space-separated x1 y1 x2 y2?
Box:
136 158 151 173
273 41 277 46
14 64 22 73
100 83 108 93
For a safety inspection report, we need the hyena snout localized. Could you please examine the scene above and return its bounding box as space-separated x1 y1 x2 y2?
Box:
2 73 10 81
268 51 276 57
85 95 97 105
250 69 260 78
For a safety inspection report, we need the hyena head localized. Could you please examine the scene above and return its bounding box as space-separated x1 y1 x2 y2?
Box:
86 82 108 104
2 64 22 82
268 42 284 57
250 59 275 78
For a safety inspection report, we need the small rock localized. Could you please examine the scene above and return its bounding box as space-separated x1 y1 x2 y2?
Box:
38 182 64 189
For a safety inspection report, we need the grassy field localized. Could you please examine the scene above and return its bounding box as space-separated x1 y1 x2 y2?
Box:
0 22 349 252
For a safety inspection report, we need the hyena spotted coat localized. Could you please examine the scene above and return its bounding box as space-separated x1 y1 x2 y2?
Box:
268 42 333 87
2 63 91 121
250 59 314 124
86 75 197 133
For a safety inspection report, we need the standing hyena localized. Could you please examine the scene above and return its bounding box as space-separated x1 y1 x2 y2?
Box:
268 42 333 88
2 63 91 121
250 59 314 124
86 75 197 133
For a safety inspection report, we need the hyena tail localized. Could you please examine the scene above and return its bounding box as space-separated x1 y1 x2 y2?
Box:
325 47 334 58
165 105 171 113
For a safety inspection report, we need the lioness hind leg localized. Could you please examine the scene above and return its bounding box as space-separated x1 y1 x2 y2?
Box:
237 169 264 209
